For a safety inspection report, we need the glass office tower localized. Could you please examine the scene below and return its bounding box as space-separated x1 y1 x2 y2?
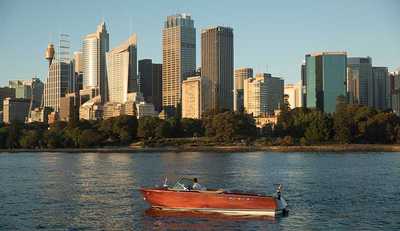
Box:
305 52 347 113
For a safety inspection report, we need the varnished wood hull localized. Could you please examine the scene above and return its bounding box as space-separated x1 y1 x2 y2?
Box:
140 188 286 217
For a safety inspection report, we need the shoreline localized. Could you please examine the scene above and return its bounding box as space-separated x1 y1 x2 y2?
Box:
1 144 400 153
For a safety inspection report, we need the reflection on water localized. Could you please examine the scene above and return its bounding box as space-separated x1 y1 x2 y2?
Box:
0 152 400 230
143 208 278 231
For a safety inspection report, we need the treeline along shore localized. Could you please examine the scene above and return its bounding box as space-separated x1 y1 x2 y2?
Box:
1 102 400 153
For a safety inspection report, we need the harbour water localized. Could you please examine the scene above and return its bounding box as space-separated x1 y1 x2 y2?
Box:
1 152 399 230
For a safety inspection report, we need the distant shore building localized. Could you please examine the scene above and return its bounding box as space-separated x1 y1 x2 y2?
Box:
0 87 16 112
284 82 302 109
71 51 83 94
234 67 253 111
369 66 391 110
28 107 51 123
59 93 79 121
305 52 347 113
182 75 202 119
82 22 109 103
138 59 163 112
244 73 284 117
347 57 372 106
391 70 400 115
9 77 44 109
162 13 196 117
301 62 307 108
201 26 234 112
106 34 138 104
79 96 103 120
3 97 30 123
43 37 72 112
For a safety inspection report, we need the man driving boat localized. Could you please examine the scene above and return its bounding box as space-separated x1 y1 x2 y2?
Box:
192 178 202 190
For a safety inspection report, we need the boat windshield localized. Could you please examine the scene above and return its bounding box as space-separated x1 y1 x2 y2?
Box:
171 177 194 191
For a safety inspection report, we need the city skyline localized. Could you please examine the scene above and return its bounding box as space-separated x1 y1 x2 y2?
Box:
1 0 399 87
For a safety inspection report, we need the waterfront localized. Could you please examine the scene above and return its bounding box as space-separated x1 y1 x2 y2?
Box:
1 152 399 230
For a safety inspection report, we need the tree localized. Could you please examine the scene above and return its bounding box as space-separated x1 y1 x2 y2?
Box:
0 127 8 148
181 118 204 137
79 129 103 148
19 130 41 149
205 111 257 142
6 123 23 148
304 111 332 144
138 116 162 140
112 115 138 144
43 129 63 148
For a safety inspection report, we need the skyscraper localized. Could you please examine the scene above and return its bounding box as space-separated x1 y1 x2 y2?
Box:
234 67 253 111
243 73 284 117
106 34 137 104
162 13 196 116
72 51 83 94
369 66 390 110
391 70 400 115
9 77 44 109
82 22 109 103
3 98 31 123
305 52 347 113
138 59 163 112
43 35 72 112
284 82 302 109
182 75 202 119
347 57 372 106
152 63 162 112
138 59 153 101
301 62 307 107
0 87 16 112
201 26 234 112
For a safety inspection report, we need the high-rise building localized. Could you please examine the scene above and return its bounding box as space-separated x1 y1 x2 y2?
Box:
0 87 16 111
301 62 307 108
244 73 284 117
305 52 347 113
9 77 44 109
138 59 162 112
182 75 202 119
138 59 152 100
3 98 30 123
162 13 196 116
201 26 234 112
59 93 79 121
79 96 103 120
347 57 372 106
28 107 51 123
369 66 391 110
82 22 109 103
43 36 72 112
72 51 83 94
284 82 302 109
152 63 162 112
391 70 400 115
234 68 253 111
43 61 71 111
106 34 137 104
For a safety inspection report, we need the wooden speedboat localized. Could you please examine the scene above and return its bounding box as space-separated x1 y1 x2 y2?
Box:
140 177 288 217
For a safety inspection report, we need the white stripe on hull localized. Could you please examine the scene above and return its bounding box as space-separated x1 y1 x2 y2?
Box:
152 206 281 217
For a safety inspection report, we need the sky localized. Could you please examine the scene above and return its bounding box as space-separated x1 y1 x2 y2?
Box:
0 0 399 86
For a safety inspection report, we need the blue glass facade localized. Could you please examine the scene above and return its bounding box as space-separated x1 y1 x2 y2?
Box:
305 53 347 113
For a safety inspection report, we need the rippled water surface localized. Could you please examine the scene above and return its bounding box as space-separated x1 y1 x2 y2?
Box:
1 152 400 230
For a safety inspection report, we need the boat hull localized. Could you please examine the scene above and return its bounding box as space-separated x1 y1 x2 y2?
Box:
140 188 287 217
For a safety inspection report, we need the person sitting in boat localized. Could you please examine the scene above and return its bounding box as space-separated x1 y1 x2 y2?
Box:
192 178 203 190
